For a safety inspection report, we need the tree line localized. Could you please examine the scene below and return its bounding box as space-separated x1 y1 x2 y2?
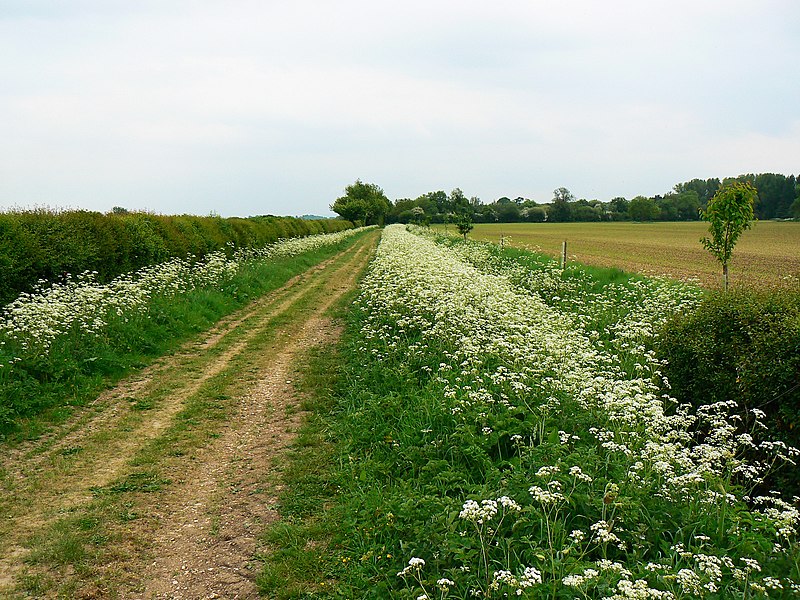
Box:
331 173 800 225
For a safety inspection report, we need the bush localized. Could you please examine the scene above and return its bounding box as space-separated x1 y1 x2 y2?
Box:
0 210 353 305
657 286 800 495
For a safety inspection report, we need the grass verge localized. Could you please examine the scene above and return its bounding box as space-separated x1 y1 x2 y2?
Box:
258 226 800 598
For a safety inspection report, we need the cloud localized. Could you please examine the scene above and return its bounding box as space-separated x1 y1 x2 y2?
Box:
1 0 798 215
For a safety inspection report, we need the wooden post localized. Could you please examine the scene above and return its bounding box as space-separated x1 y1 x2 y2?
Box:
500 235 505 250
561 240 567 269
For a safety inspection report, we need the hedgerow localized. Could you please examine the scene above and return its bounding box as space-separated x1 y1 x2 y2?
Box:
658 286 800 497
0 227 370 434
0 209 352 305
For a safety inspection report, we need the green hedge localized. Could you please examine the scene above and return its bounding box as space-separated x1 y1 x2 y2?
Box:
657 286 800 495
0 210 352 304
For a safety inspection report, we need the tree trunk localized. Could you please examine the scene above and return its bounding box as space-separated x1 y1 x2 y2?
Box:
723 263 729 291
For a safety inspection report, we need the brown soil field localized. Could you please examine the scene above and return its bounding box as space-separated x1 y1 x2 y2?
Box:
460 221 800 288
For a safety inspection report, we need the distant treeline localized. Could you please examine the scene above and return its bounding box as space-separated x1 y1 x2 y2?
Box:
0 209 353 305
383 173 800 224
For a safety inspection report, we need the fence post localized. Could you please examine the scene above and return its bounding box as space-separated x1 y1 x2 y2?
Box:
561 240 567 269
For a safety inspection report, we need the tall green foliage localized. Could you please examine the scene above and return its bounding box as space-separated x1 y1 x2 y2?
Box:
0 210 353 305
700 181 757 290
455 214 474 240
658 287 800 497
330 180 390 226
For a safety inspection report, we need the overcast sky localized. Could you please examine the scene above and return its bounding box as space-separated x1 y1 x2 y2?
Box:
1 1 798 217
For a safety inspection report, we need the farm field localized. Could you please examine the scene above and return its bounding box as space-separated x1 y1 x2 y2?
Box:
0 230 379 597
457 221 800 288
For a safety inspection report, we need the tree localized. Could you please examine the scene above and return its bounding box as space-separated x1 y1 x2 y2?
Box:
455 213 474 240
548 187 574 222
523 206 546 222
700 181 757 290
628 196 660 221
330 180 390 225
608 197 629 220
656 195 679 221
387 198 416 223
449 188 473 217
552 187 575 203
791 197 800 219
572 204 601 221
330 196 367 224
494 197 522 222
674 178 720 207
675 190 700 220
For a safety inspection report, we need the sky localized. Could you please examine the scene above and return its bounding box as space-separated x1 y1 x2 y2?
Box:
1 0 798 217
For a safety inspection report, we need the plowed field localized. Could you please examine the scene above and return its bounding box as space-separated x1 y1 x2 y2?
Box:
464 221 800 287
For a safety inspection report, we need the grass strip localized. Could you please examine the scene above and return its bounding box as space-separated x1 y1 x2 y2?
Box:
256 340 345 598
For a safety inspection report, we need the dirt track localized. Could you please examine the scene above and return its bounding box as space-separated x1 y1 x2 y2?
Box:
0 232 378 598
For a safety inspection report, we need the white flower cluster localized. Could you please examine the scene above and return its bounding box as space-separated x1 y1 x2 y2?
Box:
605 578 676 600
0 253 238 354
459 495 523 527
360 226 799 597
590 520 621 544
234 226 371 261
459 499 498 524
563 567 599 588
397 556 425 577
528 485 565 505
489 566 542 595
362 227 763 501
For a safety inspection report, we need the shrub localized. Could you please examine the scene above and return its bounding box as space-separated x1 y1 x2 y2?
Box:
658 286 800 495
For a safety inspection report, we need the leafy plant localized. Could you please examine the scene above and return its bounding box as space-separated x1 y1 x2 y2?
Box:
700 181 757 290
658 285 800 496
455 214 474 240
